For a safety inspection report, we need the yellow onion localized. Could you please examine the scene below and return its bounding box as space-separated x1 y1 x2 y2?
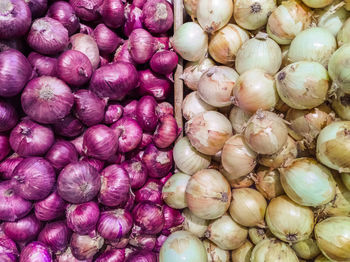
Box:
182 208 208 238
266 195 314 243
205 213 248 250
244 111 288 155
235 32 282 75
184 0 199 19
203 240 230 262
231 240 253 262
315 216 350 262
267 0 312 45
331 88 350 120
301 0 335 8
233 0 277 30
276 61 330 110
229 107 253 134
182 58 215 91
185 111 233 155
185 169 231 219
288 27 337 67
162 172 191 209
346 0 350 10
182 91 216 121
328 43 350 92
337 17 350 46
254 167 284 200
248 227 274 245
173 137 211 175
341 173 350 190
258 136 298 169
229 188 267 228
292 238 321 260
198 66 239 107
229 174 255 189
233 69 278 113
221 135 258 183
196 0 233 33
316 121 350 173
208 24 249 65
315 254 332 262
250 239 299 262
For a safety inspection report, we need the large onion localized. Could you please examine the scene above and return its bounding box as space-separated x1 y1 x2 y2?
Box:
162 172 191 209
250 239 299 262
182 58 215 91
182 91 216 121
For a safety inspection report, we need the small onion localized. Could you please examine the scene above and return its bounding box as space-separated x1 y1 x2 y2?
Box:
70 33 100 70
98 209 133 240
95 248 125 262
337 17 350 46
111 117 143 152
142 144 173 178
248 227 274 245
254 167 284 200
182 91 216 121
142 0 173 34
69 0 103 21
20 242 52 262
182 208 208 238
47 1 79 35
66 202 100 234
70 233 104 260
250 239 299 262
132 202 164 235
128 29 155 64
156 102 174 118
94 23 123 55
104 104 123 124
162 172 191 209
135 179 162 205
332 88 350 120
100 0 125 29
54 115 84 138
328 43 350 92
38 221 71 254
0 154 23 180
231 240 253 262
302 0 335 8
182 58 215 91
292 239 320 260
113 41 135 65
46 140 78 170
138 69 171 101
203 240 230 262
136 96 158 132
28 52 57 77
121 159 147 189
150 50 178 76
34 190 66 221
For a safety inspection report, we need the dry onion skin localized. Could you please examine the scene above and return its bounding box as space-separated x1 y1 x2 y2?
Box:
205 213 248 250
162 172 191 209
266 195 314 243
182 91 216 121
229 188 267 228
250 239 299 262
346 0 350 10
229 107 253 134
301 0 335 8
185 111 233 155
182 58 216 91
328 43 350 93
244 111 288 155
248 227 274 245
182 208 209 238
331 88 350 120
254 167 285 200
184 0 199 19
315 254 332 262
231 240 253 262
315 216 350 262
185 169 231 219
316 121 350 173
229 173 255 189
337 17 350 47
208 24 250 65
292 238 321 260
341 173 350 191
275 61 330 110
202 240 230 262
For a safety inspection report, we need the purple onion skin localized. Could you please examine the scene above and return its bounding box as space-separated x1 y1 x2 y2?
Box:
0 229 19 261
45 140 78 170
162 206 184 235
150 50 178 75
104 104 123 125
132 0 147 8
57 162 101 204
89 62 139 101
124 4 143 37
3 214 41 244
155 36 170 51
83 125 118 161
126 250 157 262
97 209 133 240
56 247 92 262
0 181 32 222
21 76 74 124
79 23 94 36
154 235 167 252
71 134 84 156
28 52 57 77
132 202 164 235
47 1 79 35
80 157 105 172
0 0 32 39
26 0 47 18
0 135 10 162
156 102 174 118
57 50 93 87
70 33 100 70
95 248 125 262
94 24 123 55
98 165 130 207
0 154 23 180
138 69 172 101
113 41 135 65
70 233 104 260
124 191 135 211
0 49 32 97
129 29 155 64
27 17 69 55
74 90 106 127
100 0 125 29
160 172 172 185
142 143 173 178
53 115 84 138
99 55 110 66
138 133 153 150
121 159 148 189
135 179 162 205
136 96 158 132
142 0 173 34
129 235 156 250
38 221 71 254
69 0 103 21
34 190 66 222
153 115 178 148
20 241 52 262
123 100 138 120
66 202 100 235
0 39 25 53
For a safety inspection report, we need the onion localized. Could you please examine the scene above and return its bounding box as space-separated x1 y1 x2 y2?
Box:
70 33 100 70
337 17 350 46
111 117 142 152
228 107 251 134
159 231 207 262
315 254 332 262
100 0 125 28
98 164 130 207
127 250 157 262
66 202 100 234
231 240 253 262
235 32 282 75
124 4 143 37
57 162 101 204
150 50 178 76
328 43 350 92
56 247 92 262
332 88 350 120
162 172 190 209
104 104 123 124
249 227 274 245
228 173 255 189
0 49 32 97
0 135 10 162
98 209 133 240
108 237 129 249
183 0 198 18
142 144 173 178
45 141 78 170
121 159 147 189
154 235 168 252
28 52 57 77
132 202 164 235
53 115 84 138
182 58 215 91
182 208 208 238
34 190 66 221
38 221 71 254
79 23 93 35
129 235 156 250
182 91 216 121
94 24 123 55
250 239 299 262
202 240 230 262
47 1 79 35
138 69 171 101
153 115 178 148
266 195 314 243
0 154 23 180
96 248 125 262
162 205 184 235
128 29 155 64
124 100 138 120
70 233 104 260
69 0 103 21
156 102 174 118
302 0 334 8
0 228 18 261
20 242 52 262
135 179 162 205
142 0 173 34
171 22 208 62
80 157 105 172
292 238 320 260
0 101 17 134
254 167 284 200
113 41 135 65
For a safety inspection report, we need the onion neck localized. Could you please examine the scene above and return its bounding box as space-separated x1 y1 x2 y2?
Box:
78 67 89 78
250 2 262 13
20 126 32 136
286 233 298 242
4 189 14 197
39 85 55 100
0 0 14 16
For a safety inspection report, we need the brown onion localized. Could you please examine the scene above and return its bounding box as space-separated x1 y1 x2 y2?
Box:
292 238 320 260
203 239 230 262
254 167 284 200
250 239 299 262
70 233 104 260
162 172 191 209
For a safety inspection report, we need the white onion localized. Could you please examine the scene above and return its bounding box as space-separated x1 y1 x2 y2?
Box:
341 173 350 191
182 91 216 121
182 58 215 91
182 208 208 238
162 172 191 209
328 43 350 92
337 17 350 46
231 240 253 262
254 167 285 200
281 45 291 67
346 0 350 10
292 239 321 260
301 0 335 8
251 239 299 262
229 107 252 134
184 0 199 18
248 227 274 245
315 254 333 262
202 240 230 262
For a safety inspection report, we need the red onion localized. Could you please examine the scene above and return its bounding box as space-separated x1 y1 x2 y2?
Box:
0 0 31 39
0 229 18 262
10 119 54 157
142 143 173 178
89 62 138 101
124 4 143 37
0 154 23 180
150 50 178 75
124 190 136 211
142 0 173 34
138 133 153 150
0 39 25 52
21 76 74 124
56 247 92 262
83 125 118 160
104 104 123 124
129 29 155 64
155 36 170 51
80 157 104 171
132 202 164 235
0 49 32 97
123 100 138 120
107 237 129 248
47 1 79 35
57 162 101 204
132 0 146 8
129 235 156 250
28 52 57 77
97 209 133 240
12 157 55 201
27 17 69 55
100 0 125 29
79 23 94 36
136 96 158 132
99 55 110 66
71 134 84 156
162 206 184 235
70 233 104 260
0 135 10 162
121 159 147 189
111 117 142 152
26 0 47 18
98 164 130 207
57 50 93 86
3 214 42 244
53 115 84 138
95 248 125 262
135 179 163 204
38 221 71 254
34 190 66 221
94 24 123 55
154 235 167 252
45 141 78 170
156 102 174 118
66 201 100 235
69 0 103 21
153 115 178 148
113 41 135 65
0 181 32 221
0 100 17 133
126 250 157 262
20 241 52 262
138 69 172 101
70 33 100 70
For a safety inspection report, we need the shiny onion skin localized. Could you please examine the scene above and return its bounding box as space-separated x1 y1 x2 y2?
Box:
142 143 173 178
46 1 79 35
20 241 52 262
94 23 123 55
135 179 163 205
69 0 103 22
150 50 178 75
132 202 164 235
104 104 123 125
113 41 136 65
70 33 100 70
129 29 155 64
53 114 84 138
153 115 178 148
124 4 143 37
138 69 172 101
126 250 157 262
70 233 104 260
121 158 148 189
95 248 125 262
66 202 100 235
0 229 18 261
28 52 57 77
45 140 78 170
38 221 71 254
97 209 133 240
0 154 23 180
34 190 66 221
142 0 173 34
80 157 105 172
100 0 125 29
136 96 158 132
0 135 10 162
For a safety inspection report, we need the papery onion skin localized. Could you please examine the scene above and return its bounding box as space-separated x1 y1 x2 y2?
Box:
124 4 143 37
132 202 164 235
0 228 18 261
70 233 104 260
94 23 122 55
254 167 284 200
56 247 92 262
28 52 57 77
69 0 103 21
138 69 172 101
301 0 334 8
20 241 52 262
202 240 230 262
332 89 350 120
70 33 100 70
38 221 71 254
184 0 198 18
248 227 274 245
250 239 299 262
228 107 252 134
104 104 123 125
95 248 125 262
162 172 191 209
142 144 173 178
45 140 78 170
182 58 215 91
231 240 253 262
66 202 100 235
0 154 23 180
292 238 320 260
328 43 350 92
153 115 178 149
100 0 125 29
120 159 147 189
34 190 66 221
98 209 133 240
47 1 79 35
135 179 162 205
182 91 216 121
130 235 156 250
142 0 173 34
53 115 84 138
182 208 208 238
